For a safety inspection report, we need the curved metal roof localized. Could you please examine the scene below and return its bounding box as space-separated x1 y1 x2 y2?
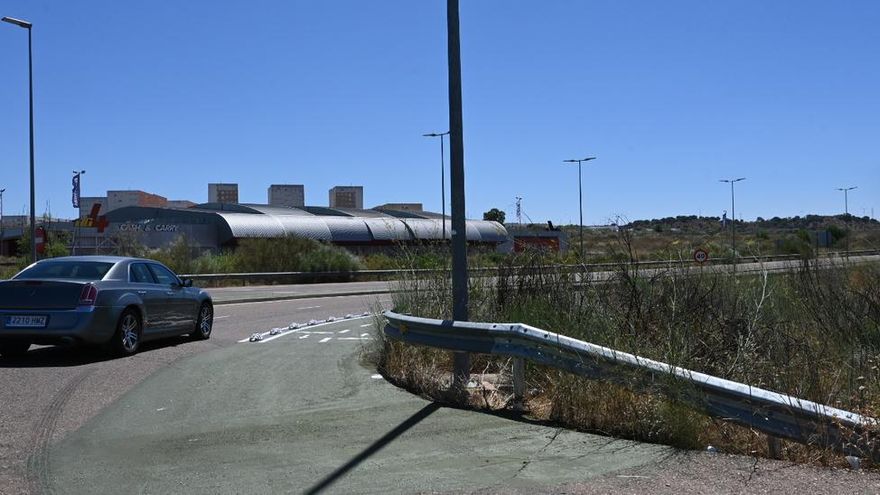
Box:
108 204 508 244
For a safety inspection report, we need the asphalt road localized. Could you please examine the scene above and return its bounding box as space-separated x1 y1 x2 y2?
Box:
0 291 392 495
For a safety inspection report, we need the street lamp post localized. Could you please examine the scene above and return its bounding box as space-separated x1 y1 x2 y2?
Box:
2 16 36 263
563 156 596 261
837 186 857 255
0 188 5 257
423 131 450 240
720 177 746 272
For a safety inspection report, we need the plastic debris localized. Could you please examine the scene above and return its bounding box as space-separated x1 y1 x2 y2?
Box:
249 333 264 342
327 316 336 322
308 319 318 326
846 456 861 470
345 314 353 319
288 323 299 330
269 328 282 336
706 445 718 454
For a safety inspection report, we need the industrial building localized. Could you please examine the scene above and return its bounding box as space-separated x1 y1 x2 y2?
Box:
67 202 507 254
208 183 239 203
329 186 363 209
268 184 305 208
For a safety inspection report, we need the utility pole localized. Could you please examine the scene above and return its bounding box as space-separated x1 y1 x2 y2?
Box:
447 0 470 391
422 131 450 240
0 188 5 257
837 186 857 255
720 178 746 272
564 156 596 261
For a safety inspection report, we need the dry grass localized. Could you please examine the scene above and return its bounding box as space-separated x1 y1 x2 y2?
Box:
374 238 880 466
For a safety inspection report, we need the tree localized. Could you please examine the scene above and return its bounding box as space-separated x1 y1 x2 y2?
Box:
482 208 506 224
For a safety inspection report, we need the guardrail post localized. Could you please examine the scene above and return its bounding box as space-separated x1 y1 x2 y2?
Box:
767 435 783 459
513 356 525 411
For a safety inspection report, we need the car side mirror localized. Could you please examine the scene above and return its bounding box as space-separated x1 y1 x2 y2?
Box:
183 279 193 288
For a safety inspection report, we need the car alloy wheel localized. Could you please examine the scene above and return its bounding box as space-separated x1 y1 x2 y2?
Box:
120 313 140 352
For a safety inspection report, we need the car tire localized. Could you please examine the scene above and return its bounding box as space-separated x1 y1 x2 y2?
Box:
111 309 142 356
0 340 31 358
191 302 213 340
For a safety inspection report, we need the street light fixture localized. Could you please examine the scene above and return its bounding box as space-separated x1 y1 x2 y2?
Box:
563 156 596 261
423 131 450 241
720 177 746 272
2 16 36 263
836 186 857 255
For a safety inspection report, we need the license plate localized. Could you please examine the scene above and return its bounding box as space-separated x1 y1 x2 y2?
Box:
5 315 48 328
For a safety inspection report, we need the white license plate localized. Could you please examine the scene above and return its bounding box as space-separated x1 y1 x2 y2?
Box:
5 315 48 328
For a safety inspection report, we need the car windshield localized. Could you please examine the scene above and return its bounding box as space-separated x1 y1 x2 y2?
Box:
13 261 114 281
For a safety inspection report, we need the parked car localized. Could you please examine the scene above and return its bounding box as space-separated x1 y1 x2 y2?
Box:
0 256 213 357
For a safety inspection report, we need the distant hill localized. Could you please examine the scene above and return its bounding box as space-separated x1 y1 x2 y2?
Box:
621 214 879 233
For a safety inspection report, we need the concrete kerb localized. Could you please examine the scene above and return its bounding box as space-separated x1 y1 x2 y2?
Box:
212 289 397 306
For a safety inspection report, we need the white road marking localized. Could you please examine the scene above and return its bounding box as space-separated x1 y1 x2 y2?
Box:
360 333 370 337
359 323 372 328
371 374 383 380
337 337 371 341
338 329 350 334
299 335 310 339
319 337 333 343
237 315 373 344
301 331 333 335
214 315 230 320
297 305 321 309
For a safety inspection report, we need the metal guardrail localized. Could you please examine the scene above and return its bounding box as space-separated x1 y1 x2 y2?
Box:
383 311 878 460
181 250 880 285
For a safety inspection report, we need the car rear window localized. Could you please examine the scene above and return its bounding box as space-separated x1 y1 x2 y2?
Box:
14 261 114 281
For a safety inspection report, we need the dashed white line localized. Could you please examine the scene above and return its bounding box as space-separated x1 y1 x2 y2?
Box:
360 333 370 337
338 329 350 334
214 315 230 320
337 337 371 341
359 323 372 328
319 337 333 343
299 335 310 339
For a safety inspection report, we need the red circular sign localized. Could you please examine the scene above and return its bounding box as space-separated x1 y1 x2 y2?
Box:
693 249 709 263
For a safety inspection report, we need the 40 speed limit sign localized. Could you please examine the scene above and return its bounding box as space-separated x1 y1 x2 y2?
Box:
693 249 709 264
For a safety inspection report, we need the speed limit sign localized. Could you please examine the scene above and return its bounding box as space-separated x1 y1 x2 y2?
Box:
693 249 709 264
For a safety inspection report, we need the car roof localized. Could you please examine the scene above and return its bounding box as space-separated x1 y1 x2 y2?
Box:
35 256 157 264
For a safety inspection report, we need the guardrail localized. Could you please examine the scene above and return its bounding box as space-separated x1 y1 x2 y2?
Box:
382 311 878 460
181 250 880 285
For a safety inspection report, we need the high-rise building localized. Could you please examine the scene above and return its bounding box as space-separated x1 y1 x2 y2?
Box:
208 183 239 203
268 184 305 208
329 186 363 209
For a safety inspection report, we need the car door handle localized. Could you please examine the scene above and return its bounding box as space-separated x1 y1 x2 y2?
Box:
166 291 175 296
137 290 147 295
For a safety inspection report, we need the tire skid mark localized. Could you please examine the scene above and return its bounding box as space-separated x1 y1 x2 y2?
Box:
26 369 93 495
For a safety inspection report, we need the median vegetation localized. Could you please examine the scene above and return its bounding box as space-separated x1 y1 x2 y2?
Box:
373 235 880 466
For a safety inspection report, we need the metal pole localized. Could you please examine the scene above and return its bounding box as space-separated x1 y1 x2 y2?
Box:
578 160 584 260
447 0 470 390
0 188 5 257
838 186 857 256
28 26 36 263
730 181 736 271
440 133 446 241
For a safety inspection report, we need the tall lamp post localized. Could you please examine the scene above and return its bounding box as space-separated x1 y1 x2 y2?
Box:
720 177 746 271
563 156 596 261
0 188 6 257
837 186 857 255
423 131 450 240
2 16 36 263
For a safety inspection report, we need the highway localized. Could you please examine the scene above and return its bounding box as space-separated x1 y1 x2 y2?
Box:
1 282 878 494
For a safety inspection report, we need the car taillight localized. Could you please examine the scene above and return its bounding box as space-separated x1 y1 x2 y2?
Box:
78 284 98 306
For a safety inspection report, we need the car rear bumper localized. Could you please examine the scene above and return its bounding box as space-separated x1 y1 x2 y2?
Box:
0 306 119 345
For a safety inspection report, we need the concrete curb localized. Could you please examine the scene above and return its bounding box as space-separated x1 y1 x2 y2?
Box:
213 289 395 306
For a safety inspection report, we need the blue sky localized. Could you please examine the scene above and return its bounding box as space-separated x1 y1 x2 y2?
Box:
1 1 877 225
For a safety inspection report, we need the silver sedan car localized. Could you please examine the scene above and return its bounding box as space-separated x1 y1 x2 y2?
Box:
0 256 213 357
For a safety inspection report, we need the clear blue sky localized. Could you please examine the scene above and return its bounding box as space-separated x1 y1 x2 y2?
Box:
1 1 877 225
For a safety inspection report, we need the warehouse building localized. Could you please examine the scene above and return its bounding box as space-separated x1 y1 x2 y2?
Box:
70 202 507 254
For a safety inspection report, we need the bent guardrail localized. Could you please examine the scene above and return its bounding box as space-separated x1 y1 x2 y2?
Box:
382 311 878 460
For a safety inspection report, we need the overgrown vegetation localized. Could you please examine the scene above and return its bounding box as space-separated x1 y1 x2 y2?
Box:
374 236 880 465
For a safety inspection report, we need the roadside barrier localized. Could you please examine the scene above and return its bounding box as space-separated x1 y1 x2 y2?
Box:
382 310 878 461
